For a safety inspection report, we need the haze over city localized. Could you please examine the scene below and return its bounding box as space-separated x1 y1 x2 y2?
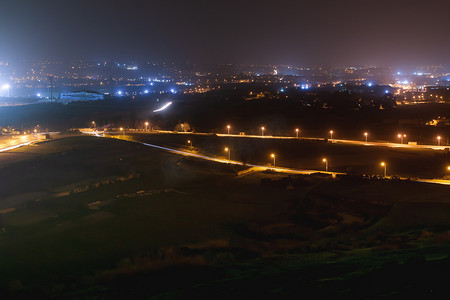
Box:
1 0 449 66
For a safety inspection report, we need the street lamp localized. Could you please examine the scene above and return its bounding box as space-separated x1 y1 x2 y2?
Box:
227 125 231 135
397 134 406 144
322 158 328 172
437 136 441 146
261 126 265 136
2 84 10 97
224 147 230 162
364 132 368 143
295 128 299 138
381 162 387 178
187 140 192 148
145 122 149 132
120 127 124 135
92 121 96 129
271 153 276 167
329 130 334 140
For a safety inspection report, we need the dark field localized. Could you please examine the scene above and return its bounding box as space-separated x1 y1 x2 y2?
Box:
0 135 449 298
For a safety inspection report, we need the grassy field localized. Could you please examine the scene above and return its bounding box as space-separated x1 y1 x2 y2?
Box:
0 135 449 298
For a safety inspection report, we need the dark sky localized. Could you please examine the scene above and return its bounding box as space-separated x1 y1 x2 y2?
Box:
0 0 449 66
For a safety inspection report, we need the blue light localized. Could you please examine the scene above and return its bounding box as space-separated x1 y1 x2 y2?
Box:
117 91 123 96
385 90 389 94
37 93 41 97
280 88 285 92
367 82 373 87
144 90 149 94
170 88 176 94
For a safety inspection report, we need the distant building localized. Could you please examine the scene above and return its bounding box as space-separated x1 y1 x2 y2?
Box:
59 91 104 103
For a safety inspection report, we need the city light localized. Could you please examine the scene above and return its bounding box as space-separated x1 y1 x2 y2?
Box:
397 133 406 144
261 126 265 136
271 153 276 167
295 128 299 138
364 132 368 142
2 84 10 97
227 125 231 135
329 130 334 139
145 122 149 131
437 136 441 146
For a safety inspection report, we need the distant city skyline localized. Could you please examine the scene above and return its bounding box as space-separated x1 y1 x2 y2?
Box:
0 0 449 66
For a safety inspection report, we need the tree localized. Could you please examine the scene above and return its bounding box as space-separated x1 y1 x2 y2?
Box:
174 122 191 132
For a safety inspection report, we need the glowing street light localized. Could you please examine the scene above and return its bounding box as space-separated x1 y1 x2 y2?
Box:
397 133 406 144
381 162 387 178
187 140 192 148
227 125 231 135
322 158 328 172
271 153 276 167
224 147 230 162
145 121 149 131
2 84 10 97
447 166 450 171
92 121 96 129
295 128 299 138
364 132 368 143
437 136 441 146
261 126 265 136
329 130 334 140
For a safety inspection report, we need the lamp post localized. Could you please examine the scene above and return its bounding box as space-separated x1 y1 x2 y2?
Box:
322 158 328 172
271 154 276 167
398 134 406 144
145 122 149 132
437 136 441 146
224 147 230 162
92 121 96 129
364 132 368 143
329 130 333 140
187 140 192 149
381 162 387 178
295 128 299 138
120 127 124 135
227 125 230 135
261 126 265 136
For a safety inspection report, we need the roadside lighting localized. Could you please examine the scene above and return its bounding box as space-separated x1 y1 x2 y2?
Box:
145 121 149 131
397 133 406 144
92 121 96 129
447 166 450 171
329 130 334 140
187 140 192 148
120 127 124 135
295 128 299 138
437 136 441 146
364 132 368 143
381 162 387 178
261 126 265 136
224 147 230 162
227 125 231 135
322 158 328 172
271 153 276 167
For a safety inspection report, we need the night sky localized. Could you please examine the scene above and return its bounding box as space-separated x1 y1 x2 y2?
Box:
0 0 449 66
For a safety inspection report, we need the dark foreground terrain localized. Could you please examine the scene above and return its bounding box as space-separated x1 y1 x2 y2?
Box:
0 135 449 298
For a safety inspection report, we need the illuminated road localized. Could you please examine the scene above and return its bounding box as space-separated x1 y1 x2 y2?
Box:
137 141 344 176
157 131 449 151
0 134 42 153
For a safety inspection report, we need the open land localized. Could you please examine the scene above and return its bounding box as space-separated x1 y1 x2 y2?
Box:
0 135 449 298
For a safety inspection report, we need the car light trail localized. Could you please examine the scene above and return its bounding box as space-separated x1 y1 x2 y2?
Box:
153 101 172 112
